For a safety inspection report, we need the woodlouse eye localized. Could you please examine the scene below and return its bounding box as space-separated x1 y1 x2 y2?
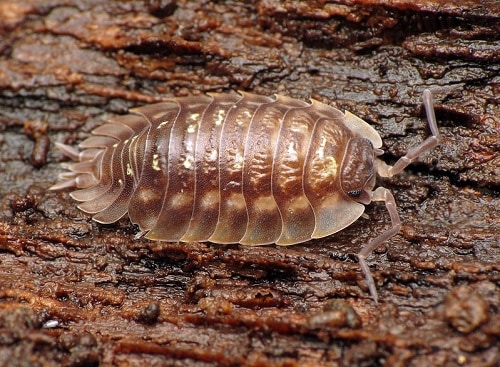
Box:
340 137 375 201
348 190 362 198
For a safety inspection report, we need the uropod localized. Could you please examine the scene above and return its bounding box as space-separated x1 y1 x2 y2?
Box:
51 90 441 302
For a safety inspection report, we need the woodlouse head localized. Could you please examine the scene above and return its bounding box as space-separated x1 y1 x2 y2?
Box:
339 137 376 205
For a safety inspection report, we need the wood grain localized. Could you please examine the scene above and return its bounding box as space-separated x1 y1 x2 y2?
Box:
0 1 498 366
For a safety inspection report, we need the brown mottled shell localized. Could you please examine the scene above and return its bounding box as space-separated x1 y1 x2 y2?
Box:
52 92 383 246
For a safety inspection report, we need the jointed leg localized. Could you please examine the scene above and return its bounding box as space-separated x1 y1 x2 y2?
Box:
380 89 441 177
359 90 440 302
358 187 401 303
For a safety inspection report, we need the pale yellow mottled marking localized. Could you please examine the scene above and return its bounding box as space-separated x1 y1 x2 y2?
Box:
233 151 243 170
287 196 310 214
214 109 226 126
227 192 246 211
183 154 194 169
324 156 338 177
170 192 193 209
287 141 298 158
138 188 162 204
237 109 252 125
201 190 219 209
254 195 276 212
317 137 327 159
152 153 160 171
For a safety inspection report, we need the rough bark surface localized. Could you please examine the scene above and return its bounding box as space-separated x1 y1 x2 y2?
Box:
0 1 498 366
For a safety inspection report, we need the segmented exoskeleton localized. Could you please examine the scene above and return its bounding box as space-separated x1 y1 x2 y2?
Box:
52 90 440 302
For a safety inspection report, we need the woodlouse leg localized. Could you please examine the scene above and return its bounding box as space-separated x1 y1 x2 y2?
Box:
378 89 441 177
359 90 440 302
358 187 401 303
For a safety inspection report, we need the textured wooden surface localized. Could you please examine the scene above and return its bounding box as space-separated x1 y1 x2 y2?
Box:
0 1 498 366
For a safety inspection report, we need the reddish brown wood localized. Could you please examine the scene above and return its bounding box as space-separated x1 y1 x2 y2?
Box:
0 1 498 366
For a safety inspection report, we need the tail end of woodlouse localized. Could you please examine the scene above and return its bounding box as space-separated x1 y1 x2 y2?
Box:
54 142 81 161
50 142 102 190
50 143 78 190
49 176 78 191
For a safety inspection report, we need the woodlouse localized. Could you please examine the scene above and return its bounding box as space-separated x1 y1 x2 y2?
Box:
51 90 440 302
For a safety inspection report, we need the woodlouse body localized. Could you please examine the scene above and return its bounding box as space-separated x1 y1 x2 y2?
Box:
52 90 440 302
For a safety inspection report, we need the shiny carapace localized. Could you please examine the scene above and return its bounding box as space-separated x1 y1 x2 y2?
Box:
52 90 440 302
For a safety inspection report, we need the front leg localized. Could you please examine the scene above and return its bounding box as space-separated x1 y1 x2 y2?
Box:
378 89 441 178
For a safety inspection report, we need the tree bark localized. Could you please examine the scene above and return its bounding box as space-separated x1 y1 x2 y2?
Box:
0 1 498 366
